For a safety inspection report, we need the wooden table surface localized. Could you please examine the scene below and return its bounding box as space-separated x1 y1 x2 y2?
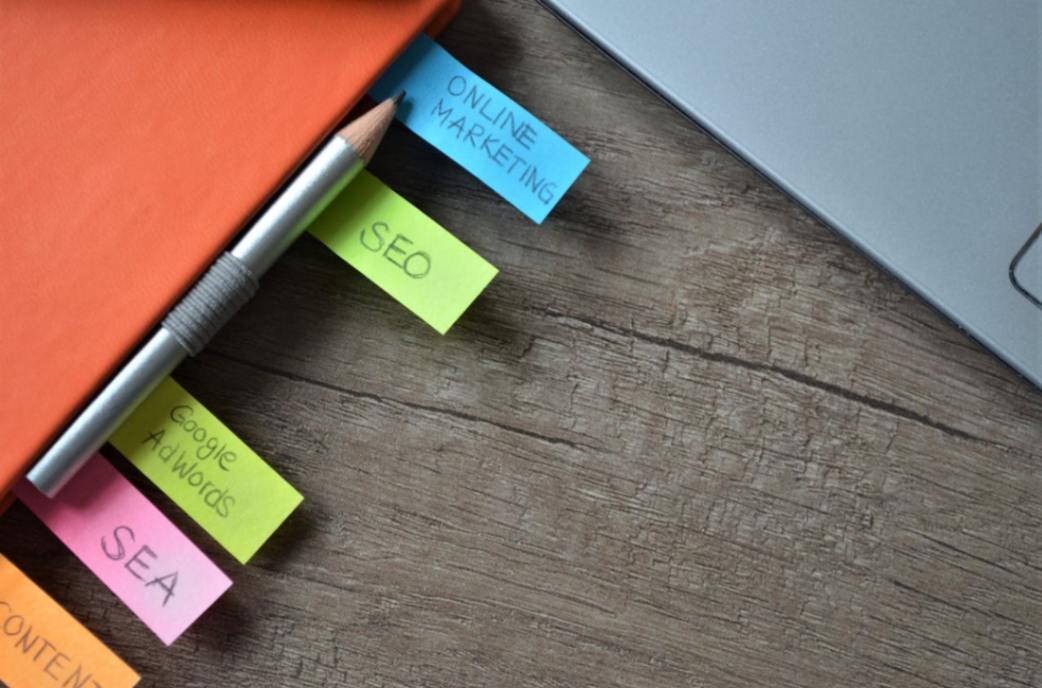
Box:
5 2 1042 686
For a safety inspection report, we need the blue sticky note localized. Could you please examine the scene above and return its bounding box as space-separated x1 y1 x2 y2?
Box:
371 35 589 224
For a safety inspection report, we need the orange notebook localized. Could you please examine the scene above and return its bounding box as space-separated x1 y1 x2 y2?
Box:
0 1 460 497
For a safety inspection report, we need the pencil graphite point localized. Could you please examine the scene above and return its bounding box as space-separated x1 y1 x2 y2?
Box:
337 94 402 164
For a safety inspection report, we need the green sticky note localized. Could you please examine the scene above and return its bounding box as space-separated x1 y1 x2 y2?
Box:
109 377 303 564
308 170 498 334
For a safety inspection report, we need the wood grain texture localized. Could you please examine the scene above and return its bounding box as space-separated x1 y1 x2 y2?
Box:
4 1 1042 686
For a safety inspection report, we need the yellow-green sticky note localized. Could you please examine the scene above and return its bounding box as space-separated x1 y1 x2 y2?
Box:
109 377 302 564
308 170 498 334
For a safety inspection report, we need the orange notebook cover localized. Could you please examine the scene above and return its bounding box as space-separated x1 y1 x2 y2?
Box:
0 0 460 497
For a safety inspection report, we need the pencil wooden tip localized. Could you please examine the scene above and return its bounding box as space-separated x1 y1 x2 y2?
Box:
337 94 402 164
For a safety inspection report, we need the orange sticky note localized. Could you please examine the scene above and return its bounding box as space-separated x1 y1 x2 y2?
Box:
0 553 139 688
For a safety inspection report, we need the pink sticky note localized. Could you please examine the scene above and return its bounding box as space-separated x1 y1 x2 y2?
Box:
14 454 232 645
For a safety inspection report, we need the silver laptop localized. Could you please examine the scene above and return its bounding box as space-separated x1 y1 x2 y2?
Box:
542 0 1042 389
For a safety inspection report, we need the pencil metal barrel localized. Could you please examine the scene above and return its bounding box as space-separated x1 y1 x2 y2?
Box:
27 136 367 497
25 330 186 496
232 137 361 275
